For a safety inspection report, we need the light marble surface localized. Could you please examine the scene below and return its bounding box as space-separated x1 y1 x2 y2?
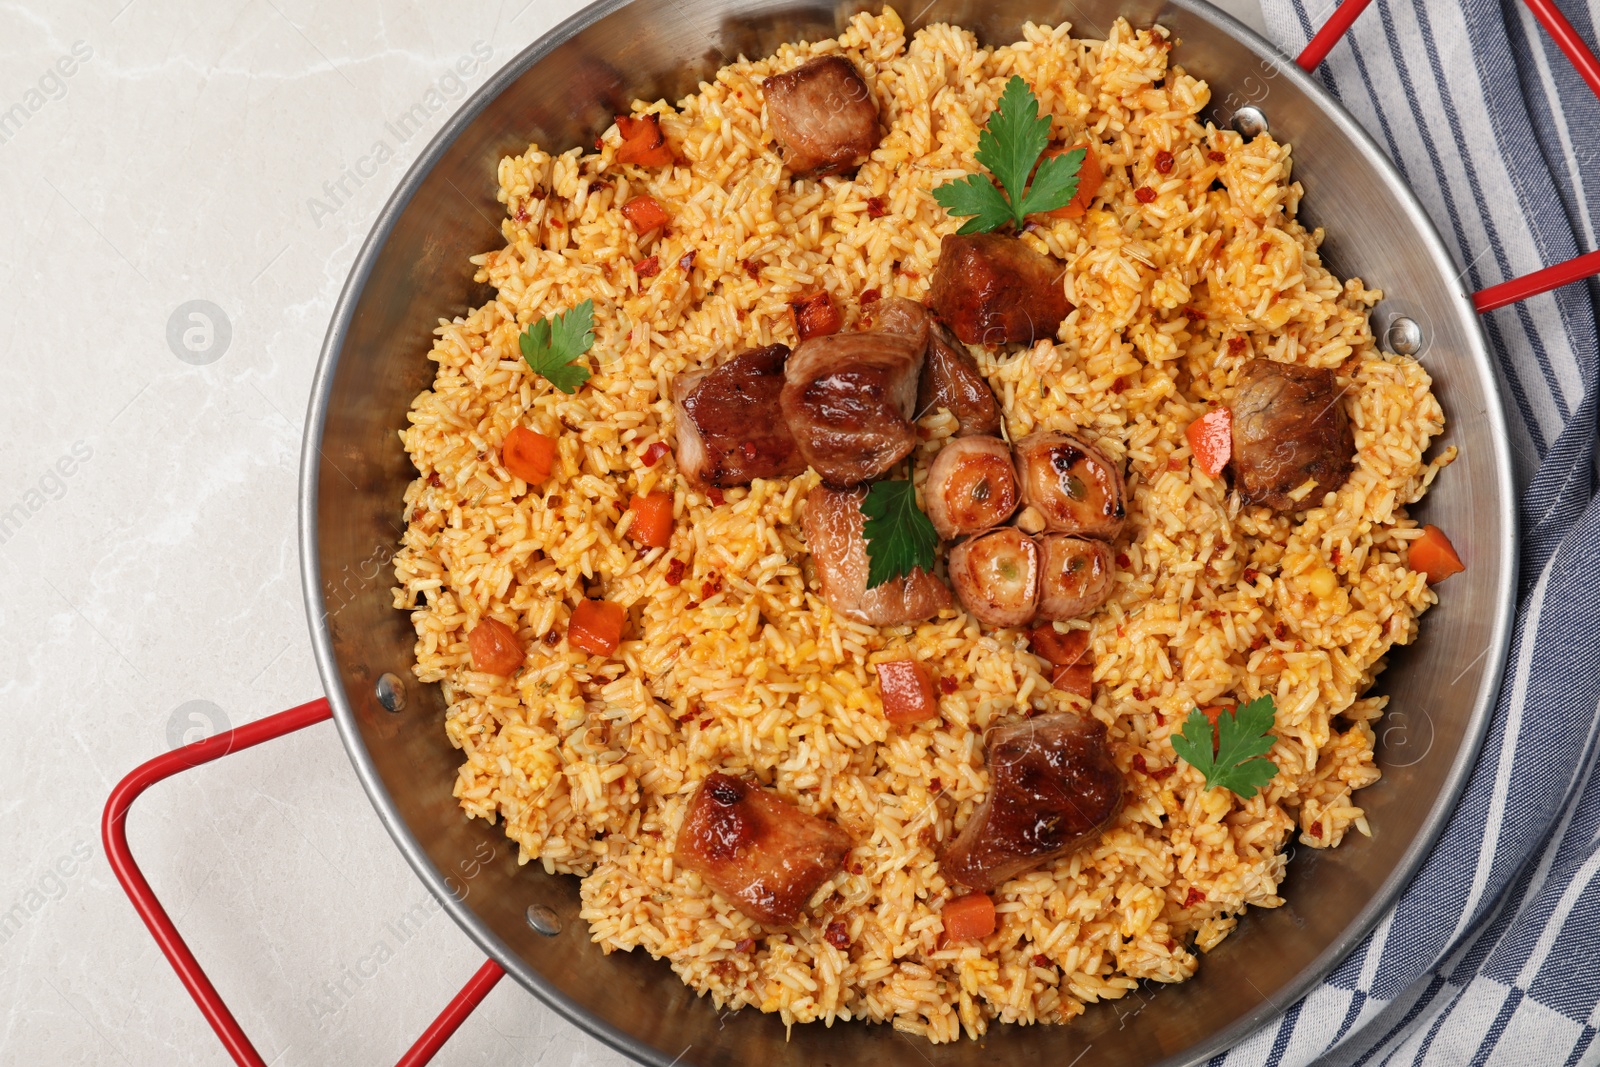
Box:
0 1 1261 1063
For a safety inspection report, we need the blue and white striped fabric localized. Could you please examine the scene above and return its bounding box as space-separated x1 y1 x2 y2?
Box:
1221 1 1600 1063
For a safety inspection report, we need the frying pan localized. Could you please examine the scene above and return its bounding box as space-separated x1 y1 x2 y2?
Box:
307 1 1520 1063
109 1 1528 1064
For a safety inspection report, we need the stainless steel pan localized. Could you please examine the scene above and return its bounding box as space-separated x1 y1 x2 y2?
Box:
300 2 1518 1063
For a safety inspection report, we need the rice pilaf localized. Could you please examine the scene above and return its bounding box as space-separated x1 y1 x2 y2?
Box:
391 7 1455 1041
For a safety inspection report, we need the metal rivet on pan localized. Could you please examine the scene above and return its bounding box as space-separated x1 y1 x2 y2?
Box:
1385 315 1424 355
1231 106 1268 139
526 904 563 936
375 672 407 714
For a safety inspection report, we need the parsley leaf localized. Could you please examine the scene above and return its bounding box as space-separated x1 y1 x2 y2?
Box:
1169 695 1280 798
932 174 1015 236
932 76 1084 232
860 480 938 590
1020 146 1084 219
519 300 595 394
980 76 1053 209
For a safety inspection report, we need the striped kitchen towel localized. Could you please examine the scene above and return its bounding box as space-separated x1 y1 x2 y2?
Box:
1231 0 1600 1064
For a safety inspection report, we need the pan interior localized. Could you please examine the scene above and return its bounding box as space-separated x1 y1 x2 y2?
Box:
302 2 1514 1064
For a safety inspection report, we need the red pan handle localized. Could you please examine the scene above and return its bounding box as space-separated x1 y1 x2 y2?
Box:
1296 0 1600 313
102 697 506 1067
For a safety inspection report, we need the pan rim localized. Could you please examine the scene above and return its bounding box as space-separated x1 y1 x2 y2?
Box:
298 2 1518 1063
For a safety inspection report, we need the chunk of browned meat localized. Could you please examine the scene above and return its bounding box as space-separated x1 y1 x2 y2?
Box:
947 527 1040 629
762 55 880 179
918 320 1001 436
1036 535 1114 621
1013 431 1127 540
874 295 930 350
675 773 852 925
1230 359 1356 511
672 344 807 488
940 713 1123 890
780 330 925 487
924 435 1019 539
928 233 1071 346
802 485 952 626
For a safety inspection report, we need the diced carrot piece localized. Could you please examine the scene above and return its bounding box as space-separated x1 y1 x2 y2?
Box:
1410 524 1465 583
1028 625 1090 668
1043 142 1104 219
627 491 675 549
1051 662 1094 700
468 617 523 676
502 426 557 485
876 659 939 726
615 114 674 167
1185 408 1232 478
942 893 996 942
789 291 842 341
621 194 670 233
1201 704 1231 726
1029 625 1094 699
569 599 626 657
